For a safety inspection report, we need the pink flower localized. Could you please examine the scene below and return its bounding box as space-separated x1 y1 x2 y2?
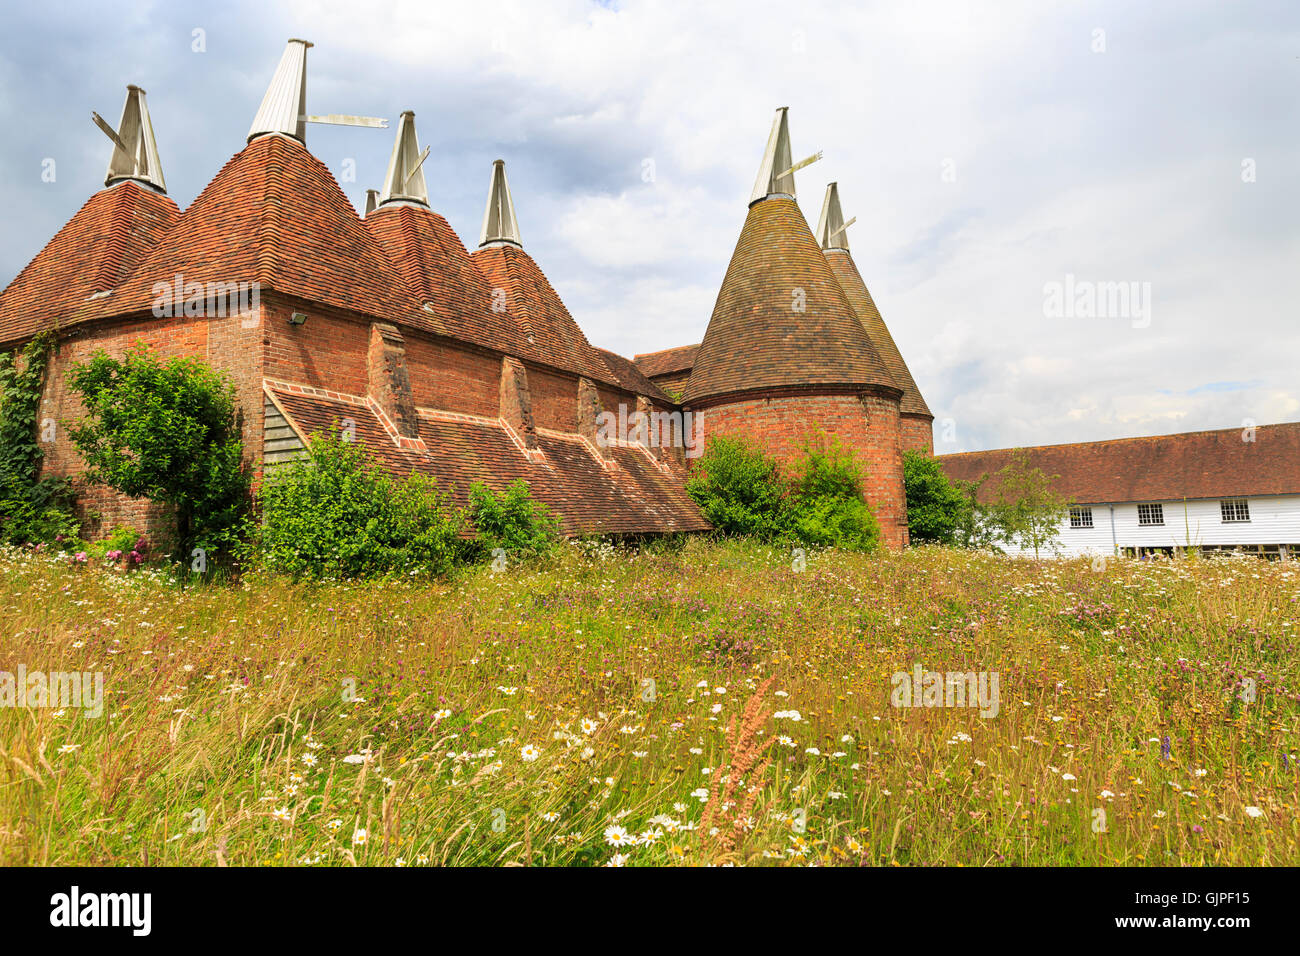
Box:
74 552 87 563
106 550 122 561
130 550 142 564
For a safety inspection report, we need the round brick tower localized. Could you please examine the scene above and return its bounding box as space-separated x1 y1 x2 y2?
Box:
816 183 935 457
680 108 909 548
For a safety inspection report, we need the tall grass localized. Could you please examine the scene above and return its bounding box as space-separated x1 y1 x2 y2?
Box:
0 541 1295 866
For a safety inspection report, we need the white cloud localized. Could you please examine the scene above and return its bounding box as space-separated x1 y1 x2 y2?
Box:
3 0 1297 449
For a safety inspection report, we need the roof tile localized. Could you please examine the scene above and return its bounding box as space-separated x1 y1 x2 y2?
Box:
0 181 179 344
939 423 1300 503
682 196 898 404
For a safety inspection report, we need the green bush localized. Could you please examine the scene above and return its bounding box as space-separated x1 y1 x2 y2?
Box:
785 434 880 552
67 345 249 562
787 493 880 551
256 428 468 581
686 432 880 552
0 472 81 549
84 525 147 565
467 480 560 560
903 449 972 546
685 435 790 540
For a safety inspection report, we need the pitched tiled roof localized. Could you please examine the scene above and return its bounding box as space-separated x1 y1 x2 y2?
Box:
824 249 931 418
471 243 617 386
266 382 709 535
109 135 413 320
364 203 523 355
596 348 673 403
939 423 1300 504
634 344 699 379
682 196 898 404
0 181 179 345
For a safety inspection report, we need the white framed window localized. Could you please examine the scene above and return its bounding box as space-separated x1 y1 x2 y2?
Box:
1069 506 1093 529
1220 498 1250 523
1137 503 1164 526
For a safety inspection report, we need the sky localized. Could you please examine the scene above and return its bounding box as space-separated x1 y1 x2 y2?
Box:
1 0 1297 453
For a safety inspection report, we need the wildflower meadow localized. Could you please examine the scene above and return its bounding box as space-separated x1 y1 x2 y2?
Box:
0 540 1295 867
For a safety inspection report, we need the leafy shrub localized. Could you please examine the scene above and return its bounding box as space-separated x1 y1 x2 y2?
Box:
785 433 880 552
67 345 249 562
0 473 81 549
787 493 880 551
903 449 972 546
256 428 468 581
687 432 880 551
467 480 560 560
685 436 790 540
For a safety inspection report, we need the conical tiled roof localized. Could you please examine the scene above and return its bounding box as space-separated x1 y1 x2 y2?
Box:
681 195 897 404
816 182 928 417
824 249 930 418
472 242 616 385
111 135 412 320
0 180 179 345
365 202 522 353
363 112 532 355
469 159 617 385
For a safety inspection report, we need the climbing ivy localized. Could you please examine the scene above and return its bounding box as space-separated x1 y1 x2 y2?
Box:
0 330 56 482
0 331 81 546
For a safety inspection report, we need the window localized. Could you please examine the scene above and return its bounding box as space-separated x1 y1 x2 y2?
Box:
1069 506 1093 529
1220 498 1250 522
1137 503 1164 526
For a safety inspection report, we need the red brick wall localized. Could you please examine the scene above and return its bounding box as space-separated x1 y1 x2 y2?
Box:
529 366 580 431
901 414 934 457
688 389 908 549
404 336 499 418
263 300 369 397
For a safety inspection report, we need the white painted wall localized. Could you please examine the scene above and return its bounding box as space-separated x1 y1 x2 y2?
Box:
1001 495 1300 557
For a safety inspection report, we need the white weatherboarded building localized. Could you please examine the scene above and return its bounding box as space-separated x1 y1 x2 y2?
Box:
939 422 1300 559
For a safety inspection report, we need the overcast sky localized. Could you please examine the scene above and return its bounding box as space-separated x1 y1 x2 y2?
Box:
2 0 1297 453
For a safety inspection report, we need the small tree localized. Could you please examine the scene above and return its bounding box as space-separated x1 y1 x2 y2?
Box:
902 450 971 546
986 451 1069 558
951 474 1003 552
67 345 249 562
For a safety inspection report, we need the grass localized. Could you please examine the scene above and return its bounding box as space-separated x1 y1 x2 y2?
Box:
0 538 1296 866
